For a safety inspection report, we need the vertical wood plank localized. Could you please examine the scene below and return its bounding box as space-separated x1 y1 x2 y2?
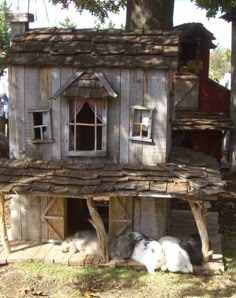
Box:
143 70 168 165
41 197 48 242
27 197 41 241
60 68 73 159
51 67 61 160
128 69 144 164
24 67 41 159
20 195 27 240
140 197 166 239
133 197 141 232
9 67 25 159
39 67 52 160
120 70 130 164
99 68 121 163
11 195 22 240
8 66 17 159
0 195 10 254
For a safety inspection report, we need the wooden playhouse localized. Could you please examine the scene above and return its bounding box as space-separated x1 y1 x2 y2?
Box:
0 14 228 267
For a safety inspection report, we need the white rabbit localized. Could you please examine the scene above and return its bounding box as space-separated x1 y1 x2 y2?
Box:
159 236 193 273
128 232 165 274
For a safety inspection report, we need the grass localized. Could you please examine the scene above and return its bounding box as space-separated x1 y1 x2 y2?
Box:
0 231 235 298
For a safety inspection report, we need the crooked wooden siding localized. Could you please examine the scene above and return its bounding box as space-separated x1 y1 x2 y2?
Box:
9 66 169 165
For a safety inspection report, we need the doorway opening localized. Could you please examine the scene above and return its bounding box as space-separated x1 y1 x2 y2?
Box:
66 198 109 236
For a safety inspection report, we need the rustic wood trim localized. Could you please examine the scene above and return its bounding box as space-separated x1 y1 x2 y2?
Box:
87 196 109 262
45 219 63 241
189 201 210 263
95 72 118 98
41 197 57 221
50 71 84 100
0 195 10 255
66 150 107 157
44 215 64 220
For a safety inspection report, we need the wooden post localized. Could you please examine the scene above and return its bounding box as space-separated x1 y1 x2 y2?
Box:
86 197 109 262
0 195 11 255
189 201 209 263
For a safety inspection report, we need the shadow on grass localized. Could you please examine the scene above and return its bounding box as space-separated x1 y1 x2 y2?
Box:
72 266 146 292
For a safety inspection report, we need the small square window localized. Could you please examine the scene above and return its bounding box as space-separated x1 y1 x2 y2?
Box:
29 109 53 143
130 106 154 142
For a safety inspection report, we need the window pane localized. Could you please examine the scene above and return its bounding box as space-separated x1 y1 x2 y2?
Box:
42 126 49 139
33 112 43 126
34 127 41 139
133 110 141 123
132 123 141 137
97 126 102 150
76 125 94 151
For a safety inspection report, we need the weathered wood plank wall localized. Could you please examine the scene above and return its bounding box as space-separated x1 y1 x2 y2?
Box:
10 66 169 164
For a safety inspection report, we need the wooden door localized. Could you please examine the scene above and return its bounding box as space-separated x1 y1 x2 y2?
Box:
109 197 133 236
41 197 66 242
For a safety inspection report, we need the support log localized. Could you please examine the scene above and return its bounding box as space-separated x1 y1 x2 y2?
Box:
86 197 109 262
0 195 10 255
189 201 209 263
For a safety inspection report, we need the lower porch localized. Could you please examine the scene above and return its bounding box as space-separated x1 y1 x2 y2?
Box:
0 209 224 274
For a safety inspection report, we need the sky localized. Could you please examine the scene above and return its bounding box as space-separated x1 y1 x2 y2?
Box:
7 0 231 49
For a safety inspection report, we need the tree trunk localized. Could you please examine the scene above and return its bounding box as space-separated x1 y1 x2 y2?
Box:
0 195 10 255
86 197 109 262
126 0 174 31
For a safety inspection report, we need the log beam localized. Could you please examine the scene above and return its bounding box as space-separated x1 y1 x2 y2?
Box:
86 197 109 262
0 195 10 255
189 201 209 263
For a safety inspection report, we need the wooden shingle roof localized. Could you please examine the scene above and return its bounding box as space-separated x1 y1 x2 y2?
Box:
173 111 235 131
5 28 179 69
0 147 224 201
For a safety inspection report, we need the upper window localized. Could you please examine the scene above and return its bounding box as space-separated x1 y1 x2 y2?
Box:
29 109 52 143
68 98 107 156
130 106 154 142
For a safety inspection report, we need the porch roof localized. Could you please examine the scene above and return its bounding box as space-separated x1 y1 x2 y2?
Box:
0 147 224 201
173 111 235 131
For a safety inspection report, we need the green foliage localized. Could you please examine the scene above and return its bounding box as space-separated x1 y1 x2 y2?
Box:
94 20 121 29
209 47 231 81
58 16 76 28
192 0 236 17
49 0 126 23
0 0 10 67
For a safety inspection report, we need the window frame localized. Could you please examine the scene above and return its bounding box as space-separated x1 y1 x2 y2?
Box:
66 98 107 157
129 105 154 143
29 108 53 144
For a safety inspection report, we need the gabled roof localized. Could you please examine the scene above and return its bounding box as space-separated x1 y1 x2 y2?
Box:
5 28 179 69
50 71 118 100
174 23 216 49
0 147 224 201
